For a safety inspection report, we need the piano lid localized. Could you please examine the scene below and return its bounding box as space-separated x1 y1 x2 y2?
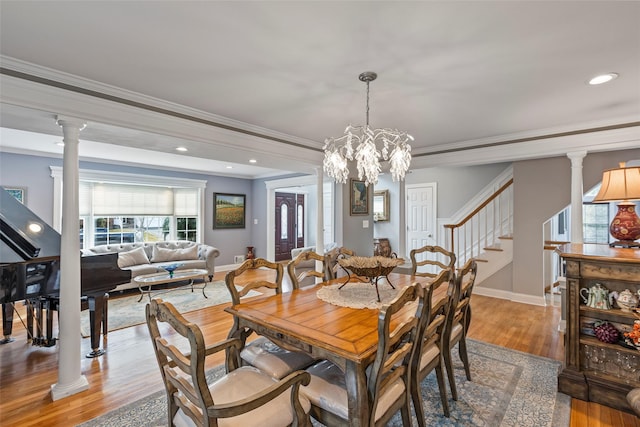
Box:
1 186 60 263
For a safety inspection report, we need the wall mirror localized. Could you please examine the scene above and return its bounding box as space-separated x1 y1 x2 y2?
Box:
373 189 389 222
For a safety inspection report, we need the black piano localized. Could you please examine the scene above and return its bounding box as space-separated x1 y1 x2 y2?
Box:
1 186 131 357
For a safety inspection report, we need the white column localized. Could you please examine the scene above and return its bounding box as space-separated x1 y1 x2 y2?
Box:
51 116 89 401
315 168 325 281
567 151 587 244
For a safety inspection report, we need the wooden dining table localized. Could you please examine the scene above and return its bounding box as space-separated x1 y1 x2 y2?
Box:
225 272 447 427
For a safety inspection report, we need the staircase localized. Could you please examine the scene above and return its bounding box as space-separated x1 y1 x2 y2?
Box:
443 167 514 285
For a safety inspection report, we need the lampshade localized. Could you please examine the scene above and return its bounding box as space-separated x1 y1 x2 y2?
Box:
592 162 640 248
592 163 640 202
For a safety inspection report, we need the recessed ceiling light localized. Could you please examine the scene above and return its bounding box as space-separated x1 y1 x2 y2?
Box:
226 166 233 169
175 146 188 152
588 73 619 85
249 159 257 163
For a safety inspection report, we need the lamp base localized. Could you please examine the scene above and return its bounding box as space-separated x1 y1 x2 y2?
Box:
609 240 640 249
609 202 640 246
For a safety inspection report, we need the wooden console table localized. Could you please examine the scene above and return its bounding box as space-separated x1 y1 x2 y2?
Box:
557 243 640 413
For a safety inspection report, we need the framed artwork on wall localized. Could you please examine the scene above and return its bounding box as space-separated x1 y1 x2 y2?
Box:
213 193 246 229
350 179 369 216
5 187 26 204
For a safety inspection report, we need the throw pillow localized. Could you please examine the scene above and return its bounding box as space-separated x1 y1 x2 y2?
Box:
117 246 150 268
151 245 199 262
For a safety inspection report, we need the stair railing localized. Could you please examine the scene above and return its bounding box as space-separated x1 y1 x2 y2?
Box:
444 178 513 267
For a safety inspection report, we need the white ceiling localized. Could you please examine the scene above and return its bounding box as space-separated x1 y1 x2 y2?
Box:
1 1 639 178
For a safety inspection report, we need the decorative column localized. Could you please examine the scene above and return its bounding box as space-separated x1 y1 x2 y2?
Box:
51 116 88 401
315 168 325 282
567 151 587 244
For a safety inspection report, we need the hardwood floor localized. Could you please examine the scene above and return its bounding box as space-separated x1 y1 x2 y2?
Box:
0 270 637 426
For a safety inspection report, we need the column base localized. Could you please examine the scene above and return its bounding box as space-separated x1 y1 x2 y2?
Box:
51 375 89 401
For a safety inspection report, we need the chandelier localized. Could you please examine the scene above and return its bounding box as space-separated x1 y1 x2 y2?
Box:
323 71 413 186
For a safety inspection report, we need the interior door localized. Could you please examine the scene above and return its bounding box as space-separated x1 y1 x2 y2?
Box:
275 192 297 261
406 183 437 274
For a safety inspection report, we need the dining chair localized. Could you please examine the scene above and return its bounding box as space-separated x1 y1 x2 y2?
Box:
410 268 456 423
146 298 312 427
409 245 456 279
326 246 356 280
442 259 478 401
225 258 316 380
300 282 428 427
287 250 328 289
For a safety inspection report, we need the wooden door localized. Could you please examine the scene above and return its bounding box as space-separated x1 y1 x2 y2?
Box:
275 192 297 261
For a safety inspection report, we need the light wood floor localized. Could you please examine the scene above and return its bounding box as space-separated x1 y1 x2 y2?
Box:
0 270 638 427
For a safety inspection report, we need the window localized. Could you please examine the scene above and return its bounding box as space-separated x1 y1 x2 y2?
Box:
583 204 610 244
51 167 206 249
280 204 288 239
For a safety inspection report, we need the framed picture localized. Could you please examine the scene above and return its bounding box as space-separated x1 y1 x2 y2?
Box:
213 193 246 229
350 179 369 216
5 187 26 204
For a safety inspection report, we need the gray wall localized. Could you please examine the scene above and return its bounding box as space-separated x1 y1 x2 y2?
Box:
0 152 255 265
512 148 640 297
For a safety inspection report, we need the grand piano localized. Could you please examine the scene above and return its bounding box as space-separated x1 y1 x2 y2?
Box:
0 187 131 357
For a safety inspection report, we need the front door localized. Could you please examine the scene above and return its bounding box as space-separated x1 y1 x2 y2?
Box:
275 192 297 261
406 183 437 273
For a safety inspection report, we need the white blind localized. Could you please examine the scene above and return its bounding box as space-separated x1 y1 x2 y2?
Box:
174 188 199 216
79 181 92 216
90 183 174 215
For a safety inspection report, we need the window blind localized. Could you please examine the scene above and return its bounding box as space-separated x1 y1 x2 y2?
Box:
90 183 174 216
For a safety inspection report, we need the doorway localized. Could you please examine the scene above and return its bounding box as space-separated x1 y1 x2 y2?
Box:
275 192 305 261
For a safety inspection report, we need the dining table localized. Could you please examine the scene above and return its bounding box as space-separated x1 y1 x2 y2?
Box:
224 272 447 427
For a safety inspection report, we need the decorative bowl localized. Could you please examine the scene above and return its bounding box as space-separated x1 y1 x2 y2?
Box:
160 263 184 277
338 256 404 279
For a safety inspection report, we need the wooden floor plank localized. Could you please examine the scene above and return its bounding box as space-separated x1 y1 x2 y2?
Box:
0 269 637 426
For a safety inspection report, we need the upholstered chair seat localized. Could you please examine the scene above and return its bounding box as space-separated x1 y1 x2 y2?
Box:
241 336 316 380
627 388 640 416
302 360 405 423
172 365 311 427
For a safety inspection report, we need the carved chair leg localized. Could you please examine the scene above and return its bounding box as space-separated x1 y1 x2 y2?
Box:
411 373 426 427
459 337 471 381
435 362 451 417
443 343 458 401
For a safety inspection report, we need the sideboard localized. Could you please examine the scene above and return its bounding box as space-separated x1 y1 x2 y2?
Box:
557 243 640 413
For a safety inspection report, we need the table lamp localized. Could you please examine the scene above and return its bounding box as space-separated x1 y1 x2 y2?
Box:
592 162 640 248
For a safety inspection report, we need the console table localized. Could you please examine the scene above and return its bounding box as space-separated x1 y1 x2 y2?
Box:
557 243 640 413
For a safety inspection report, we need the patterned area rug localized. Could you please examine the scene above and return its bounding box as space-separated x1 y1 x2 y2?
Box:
78 339 570 427
80 281 257 336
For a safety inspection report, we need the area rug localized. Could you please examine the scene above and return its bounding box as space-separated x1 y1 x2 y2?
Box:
80 281 259 336
77 339 571 427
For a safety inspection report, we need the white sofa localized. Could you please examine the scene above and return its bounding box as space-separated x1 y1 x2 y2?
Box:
82 240 220 292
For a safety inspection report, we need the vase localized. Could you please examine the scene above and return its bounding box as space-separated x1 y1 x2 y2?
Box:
246 246 255 260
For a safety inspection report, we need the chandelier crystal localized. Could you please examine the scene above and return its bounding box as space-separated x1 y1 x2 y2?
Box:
323 71 413 186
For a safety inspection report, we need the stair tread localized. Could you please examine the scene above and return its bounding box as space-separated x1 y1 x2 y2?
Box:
498 235 513 240
484 246 503 252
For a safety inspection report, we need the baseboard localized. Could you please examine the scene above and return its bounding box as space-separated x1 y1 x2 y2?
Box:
474 286 547 306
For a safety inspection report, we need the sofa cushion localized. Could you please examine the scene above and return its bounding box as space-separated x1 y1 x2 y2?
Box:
151 245 198 263
117 246 151 268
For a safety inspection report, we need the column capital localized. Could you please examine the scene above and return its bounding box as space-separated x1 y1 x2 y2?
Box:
55 115 86 131
567 151 587 163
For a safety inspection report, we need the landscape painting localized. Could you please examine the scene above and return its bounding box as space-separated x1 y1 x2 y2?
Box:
213 193 246 229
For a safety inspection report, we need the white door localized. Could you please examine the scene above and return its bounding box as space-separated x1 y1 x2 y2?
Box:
406 183 437 274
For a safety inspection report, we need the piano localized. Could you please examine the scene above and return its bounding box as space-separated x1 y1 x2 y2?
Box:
0 186 131 357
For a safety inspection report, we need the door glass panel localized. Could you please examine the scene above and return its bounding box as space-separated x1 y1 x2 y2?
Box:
297 205 303 238
281 204 288 239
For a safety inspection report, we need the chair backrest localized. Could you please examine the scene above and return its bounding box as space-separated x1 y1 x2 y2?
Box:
326 246 356 280
146 298 238 426
412 269 454 367
454 259 478 332
367 282 427 424
410 245 456 278
287 250 327 289
225 258 284 305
